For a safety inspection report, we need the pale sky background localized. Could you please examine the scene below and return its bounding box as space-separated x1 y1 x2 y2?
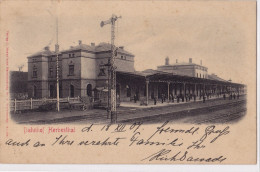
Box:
1 1 256 84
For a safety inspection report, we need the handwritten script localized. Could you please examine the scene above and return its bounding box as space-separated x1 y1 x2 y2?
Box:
4 121 230 163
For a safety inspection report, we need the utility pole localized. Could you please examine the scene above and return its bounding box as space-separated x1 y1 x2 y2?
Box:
100 14 121 123
56 16 60 112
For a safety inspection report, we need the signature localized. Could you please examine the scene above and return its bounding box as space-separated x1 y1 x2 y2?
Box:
141 149 226 163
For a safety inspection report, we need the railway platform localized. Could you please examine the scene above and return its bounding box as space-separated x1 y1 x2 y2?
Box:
12 95 246 124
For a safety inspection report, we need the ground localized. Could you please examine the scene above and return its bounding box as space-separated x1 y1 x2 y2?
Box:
11 95 246 125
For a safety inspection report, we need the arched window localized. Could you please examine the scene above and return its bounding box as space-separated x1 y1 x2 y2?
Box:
87 84 92 97
70 85 74 97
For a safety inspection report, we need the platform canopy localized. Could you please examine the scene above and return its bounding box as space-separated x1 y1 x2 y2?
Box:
116 70 244 87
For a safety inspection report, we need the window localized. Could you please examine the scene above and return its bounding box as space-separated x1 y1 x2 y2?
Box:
49 85 55 98
69 65 74 75
68 53 75 58
200 74 201 78
121 55 127 60
70 85 74 97
126 85 131 97
33 85 37 97
32 65 37 78
98 67 106 76
49 67 53 77
197 73 198 78
87 84 92 97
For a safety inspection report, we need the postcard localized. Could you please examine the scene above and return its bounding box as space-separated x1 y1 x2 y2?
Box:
0 0 257 165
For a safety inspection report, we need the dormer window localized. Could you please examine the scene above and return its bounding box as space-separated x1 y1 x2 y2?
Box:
120 55 127 60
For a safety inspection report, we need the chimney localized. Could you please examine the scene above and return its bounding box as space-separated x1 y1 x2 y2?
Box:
176 59 178 63
189 58 192 63
165 56 169 65
44 46 50 51
200 60 202 65
91 42 95 46
78 40 82 45
119 46 124 50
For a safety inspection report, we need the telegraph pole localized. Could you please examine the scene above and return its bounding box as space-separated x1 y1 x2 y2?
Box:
100 14 121 123
56 16 60 112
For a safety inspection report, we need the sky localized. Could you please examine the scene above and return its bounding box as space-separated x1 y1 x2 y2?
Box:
1 1 256 84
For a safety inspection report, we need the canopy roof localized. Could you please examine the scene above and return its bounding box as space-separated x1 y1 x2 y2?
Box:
116 70 244 87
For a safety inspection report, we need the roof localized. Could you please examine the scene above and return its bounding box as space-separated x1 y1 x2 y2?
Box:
95 42 134 56
28 48 55 58
142 69 177 76
61 42 134 56
116 69 243 86
158 62 208 69
61 44 96 53
208 74 227 82
29 42 134 58
116 70 146 78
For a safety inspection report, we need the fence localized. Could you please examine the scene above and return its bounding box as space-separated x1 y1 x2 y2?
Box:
10 97 80 112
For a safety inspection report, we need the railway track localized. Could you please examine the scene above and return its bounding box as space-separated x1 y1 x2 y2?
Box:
20 98 246 124
119 99 246 124
194 107 247 124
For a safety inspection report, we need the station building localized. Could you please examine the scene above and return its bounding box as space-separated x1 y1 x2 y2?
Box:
27 41 134 99
157 57 208 79
27 40 245 104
